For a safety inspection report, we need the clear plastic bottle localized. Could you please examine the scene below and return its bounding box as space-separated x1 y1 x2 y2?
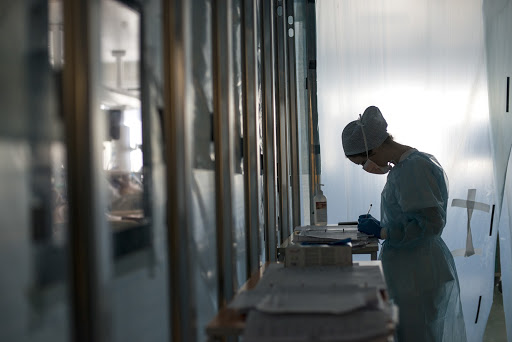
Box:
313 184 327 226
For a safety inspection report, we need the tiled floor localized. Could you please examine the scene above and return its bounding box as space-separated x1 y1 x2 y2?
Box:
483 282 508 342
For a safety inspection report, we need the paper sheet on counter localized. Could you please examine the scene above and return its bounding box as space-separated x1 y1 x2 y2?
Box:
228 284 380 313
228 263 386 313
255 263 386 290
242 308 395 342
293 225 369 243
255 287 382 314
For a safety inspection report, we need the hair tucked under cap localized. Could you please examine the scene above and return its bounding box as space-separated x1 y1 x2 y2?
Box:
341 106 389 156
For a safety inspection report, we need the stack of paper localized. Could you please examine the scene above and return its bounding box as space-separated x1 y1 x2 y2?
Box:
231 263 397 342
229 264 389 312
228 284 379 314
284 244 352 267
255 287 383 314
249 263 386 293
293 225 370 244
242 308 395 342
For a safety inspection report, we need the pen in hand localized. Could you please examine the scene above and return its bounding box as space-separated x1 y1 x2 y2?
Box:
366 204 372 218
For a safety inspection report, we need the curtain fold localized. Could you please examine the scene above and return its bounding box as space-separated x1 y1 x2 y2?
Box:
483 0 512 340
498 151 512 342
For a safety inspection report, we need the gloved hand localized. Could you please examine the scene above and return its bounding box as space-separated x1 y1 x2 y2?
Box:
358 214 382 238
359 213 377 221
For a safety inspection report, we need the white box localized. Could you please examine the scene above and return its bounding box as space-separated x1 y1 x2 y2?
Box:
284 244 352 267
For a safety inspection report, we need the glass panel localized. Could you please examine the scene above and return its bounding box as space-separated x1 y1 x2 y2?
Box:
255 0 267 265
189 0 219 340
48 0 64 70
99 0 149 258
98 1 169 341
293 0 310 226
231 0 248 289
1 1 70 341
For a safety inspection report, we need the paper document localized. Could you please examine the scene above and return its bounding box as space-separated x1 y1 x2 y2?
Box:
229 284 380 313
233 263 395 341
293 225 368 243
228 263 387 313
255 287 382 314
255 263 386 290
284 244 352 267
242 308 395 342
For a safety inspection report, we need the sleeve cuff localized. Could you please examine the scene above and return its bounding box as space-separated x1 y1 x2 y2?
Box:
380 227 388 240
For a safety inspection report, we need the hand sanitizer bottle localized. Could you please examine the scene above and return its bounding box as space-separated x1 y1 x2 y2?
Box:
313 184 327 226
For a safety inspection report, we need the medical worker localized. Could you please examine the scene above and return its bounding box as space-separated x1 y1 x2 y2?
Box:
341 106 467 342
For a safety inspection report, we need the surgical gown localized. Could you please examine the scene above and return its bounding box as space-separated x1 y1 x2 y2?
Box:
380 149 467 342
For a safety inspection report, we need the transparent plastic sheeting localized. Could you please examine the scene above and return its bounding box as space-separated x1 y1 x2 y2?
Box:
231 0 249 291
316 1 497 340
483 1 512 339
0 142 69 342
498 156 512 342
191 170 218 342
189 0 219 341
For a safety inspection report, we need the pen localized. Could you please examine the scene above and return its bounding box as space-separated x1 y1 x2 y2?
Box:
366 204 372 217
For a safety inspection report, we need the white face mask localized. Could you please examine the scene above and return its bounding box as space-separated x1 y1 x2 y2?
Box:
355 115 392 174
363 159 392 174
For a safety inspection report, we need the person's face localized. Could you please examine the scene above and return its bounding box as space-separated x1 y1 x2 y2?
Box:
348 155 367 167
348 149 390 174
348 149 386 166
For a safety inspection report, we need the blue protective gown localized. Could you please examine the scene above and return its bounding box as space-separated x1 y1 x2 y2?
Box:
380 149 467 342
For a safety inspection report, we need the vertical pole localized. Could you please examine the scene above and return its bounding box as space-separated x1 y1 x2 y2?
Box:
212 0 236 306
275 0 291 244
306 0 320 224
63 0 112 341
163 0 196 340
242 0 261 277
261 0 278 262
285 0 301 230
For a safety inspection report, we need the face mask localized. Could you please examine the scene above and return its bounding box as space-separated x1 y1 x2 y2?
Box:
363 159 392 174
355 116 392 174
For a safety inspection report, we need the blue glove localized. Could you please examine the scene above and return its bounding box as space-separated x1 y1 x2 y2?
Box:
359 214 377 221
358 214 382 238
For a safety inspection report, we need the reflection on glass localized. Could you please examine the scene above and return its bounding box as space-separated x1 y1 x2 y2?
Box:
100 0 149 257
231 0 247 290
27 0 69 289
256 0 266 264
49 0 64 69
293 0 311 226
50 142 68 244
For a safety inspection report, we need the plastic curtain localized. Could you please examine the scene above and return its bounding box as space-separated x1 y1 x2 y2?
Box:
316 1 497 340
190 0 219 340
498 157 512 342
483 0 512 340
